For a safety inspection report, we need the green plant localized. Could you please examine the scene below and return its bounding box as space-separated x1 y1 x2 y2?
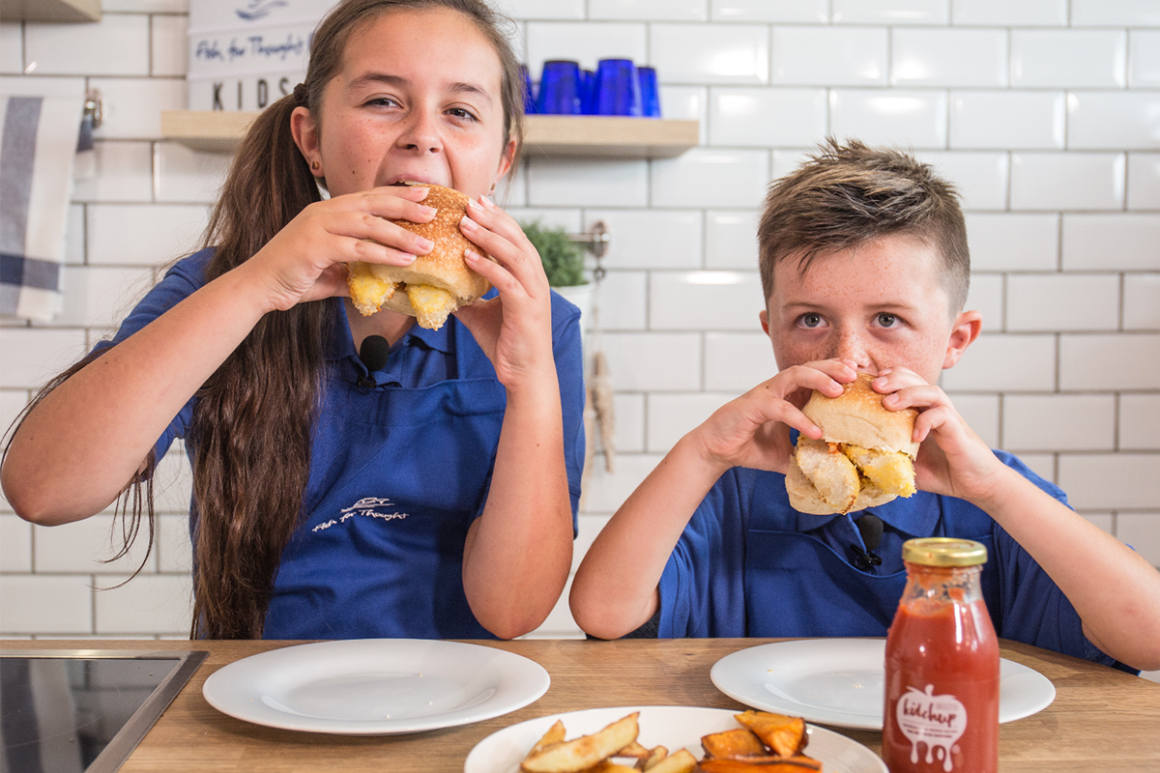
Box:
521 220 587 287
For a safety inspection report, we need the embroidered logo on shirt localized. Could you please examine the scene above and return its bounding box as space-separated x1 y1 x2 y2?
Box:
312 497 411 532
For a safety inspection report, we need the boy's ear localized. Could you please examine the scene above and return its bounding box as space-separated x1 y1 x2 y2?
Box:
943 310 983 370
759 309 770 336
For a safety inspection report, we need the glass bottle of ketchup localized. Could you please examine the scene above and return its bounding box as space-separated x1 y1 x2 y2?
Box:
883 538 999 773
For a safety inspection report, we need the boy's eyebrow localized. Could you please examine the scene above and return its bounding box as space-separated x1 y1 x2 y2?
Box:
346 72 494 106
779 300 925 314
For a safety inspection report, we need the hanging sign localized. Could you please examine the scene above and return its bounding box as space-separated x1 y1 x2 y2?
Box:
187 0 335 111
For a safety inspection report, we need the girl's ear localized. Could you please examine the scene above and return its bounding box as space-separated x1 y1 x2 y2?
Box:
290 106 323 177
943 309 982 370
493 137 517 184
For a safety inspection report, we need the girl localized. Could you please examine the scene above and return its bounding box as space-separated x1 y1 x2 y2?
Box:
1 0 583 641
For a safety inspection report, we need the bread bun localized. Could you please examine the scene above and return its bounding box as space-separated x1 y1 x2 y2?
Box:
346 184 490 330
803 372 919 458
787 372 919 515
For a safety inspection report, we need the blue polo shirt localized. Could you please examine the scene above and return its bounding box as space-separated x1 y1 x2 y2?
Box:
658 453 1131 672
99 249 585 639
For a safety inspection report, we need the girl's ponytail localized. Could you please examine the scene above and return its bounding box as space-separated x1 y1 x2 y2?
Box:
202 93 321 278
191 93 329 639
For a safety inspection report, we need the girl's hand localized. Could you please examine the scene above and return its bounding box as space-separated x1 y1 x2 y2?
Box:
690 359 858 476
240 185 438 312
451 196 556 388
873 367 1007 503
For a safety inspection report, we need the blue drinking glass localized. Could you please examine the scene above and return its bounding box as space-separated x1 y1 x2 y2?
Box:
580 68 596 114
536 60 584 115
520 63 536 114
595 58 642 117
637 66 661 118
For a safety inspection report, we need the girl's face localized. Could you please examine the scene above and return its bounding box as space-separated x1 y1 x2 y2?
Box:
295 7 515 200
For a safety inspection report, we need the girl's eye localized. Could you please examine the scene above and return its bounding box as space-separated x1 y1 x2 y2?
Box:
800 313 824 329
367 97 399 108
876 312 898 327
447 107 478 121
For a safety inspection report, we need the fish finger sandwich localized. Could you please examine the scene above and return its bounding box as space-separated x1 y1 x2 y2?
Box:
346 183 490 330
786 372 919 515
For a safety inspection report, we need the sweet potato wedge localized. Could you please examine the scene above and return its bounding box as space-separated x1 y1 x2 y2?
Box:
698 758 821 773
701 728 769 760
732 711 807 757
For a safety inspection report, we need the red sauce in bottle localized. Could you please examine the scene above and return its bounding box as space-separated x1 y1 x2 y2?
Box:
883 538 999 773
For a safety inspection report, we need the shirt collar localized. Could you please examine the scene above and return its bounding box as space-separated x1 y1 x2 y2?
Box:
793 488 940 538
323 298 456 361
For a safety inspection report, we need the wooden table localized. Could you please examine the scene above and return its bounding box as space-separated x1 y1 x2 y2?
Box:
5 638 1159 772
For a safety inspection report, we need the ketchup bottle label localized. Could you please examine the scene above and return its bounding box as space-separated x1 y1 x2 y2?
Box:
896 684 968 772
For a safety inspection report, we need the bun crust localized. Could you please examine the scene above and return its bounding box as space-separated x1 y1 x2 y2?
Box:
803 372 919 458
787 372 919 516
348 184 491 321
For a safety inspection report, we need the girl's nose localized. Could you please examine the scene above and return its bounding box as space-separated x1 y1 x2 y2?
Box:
396 111 442 154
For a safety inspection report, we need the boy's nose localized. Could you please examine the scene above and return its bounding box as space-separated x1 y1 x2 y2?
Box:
834 331 872 372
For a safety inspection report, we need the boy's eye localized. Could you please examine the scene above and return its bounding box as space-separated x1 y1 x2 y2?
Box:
800 313 823 328
876 313 898 327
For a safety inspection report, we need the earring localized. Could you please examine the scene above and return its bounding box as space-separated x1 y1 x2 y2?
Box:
311 160 321 172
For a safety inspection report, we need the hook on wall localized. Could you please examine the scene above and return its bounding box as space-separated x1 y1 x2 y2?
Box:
84 88 103 129
568 220 610 258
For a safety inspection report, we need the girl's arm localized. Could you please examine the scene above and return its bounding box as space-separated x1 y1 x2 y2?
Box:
452 197 576 639
2 265 269 524
2 188 435 525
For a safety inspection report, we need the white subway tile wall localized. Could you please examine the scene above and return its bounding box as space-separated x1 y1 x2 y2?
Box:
1 4 1157 662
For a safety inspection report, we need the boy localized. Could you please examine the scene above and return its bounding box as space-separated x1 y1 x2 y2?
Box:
569 139 1160 673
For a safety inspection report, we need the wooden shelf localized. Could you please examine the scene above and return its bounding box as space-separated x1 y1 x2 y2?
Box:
1 0 100 22
160 110 699 158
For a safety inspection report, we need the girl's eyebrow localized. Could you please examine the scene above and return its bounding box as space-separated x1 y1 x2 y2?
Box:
346 72 494 106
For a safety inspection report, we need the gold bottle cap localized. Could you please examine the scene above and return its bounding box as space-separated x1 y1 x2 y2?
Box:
902 537 988 567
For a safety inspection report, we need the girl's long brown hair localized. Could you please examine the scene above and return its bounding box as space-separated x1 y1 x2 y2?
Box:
5 0 525 639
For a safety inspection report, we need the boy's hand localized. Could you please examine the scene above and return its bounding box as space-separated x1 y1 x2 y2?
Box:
873 367 1007 504
690 359 858 476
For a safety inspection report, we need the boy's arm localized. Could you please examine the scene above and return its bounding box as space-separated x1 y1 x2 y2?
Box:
569 434 723 639
878 368 1160 672
570 360 856 640
975 468 1160 672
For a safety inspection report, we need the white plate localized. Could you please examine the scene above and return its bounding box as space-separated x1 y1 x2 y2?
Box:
710 638 1056 731
464 705 886 773
202 639 549 735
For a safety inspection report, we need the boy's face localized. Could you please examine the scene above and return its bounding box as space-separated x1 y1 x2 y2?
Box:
762 233 975 386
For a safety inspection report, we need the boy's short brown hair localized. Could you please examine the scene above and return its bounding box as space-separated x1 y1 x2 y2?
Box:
758 138 970 314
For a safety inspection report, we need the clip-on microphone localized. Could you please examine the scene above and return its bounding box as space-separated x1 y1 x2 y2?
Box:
356 335 390 388
851 513 884 569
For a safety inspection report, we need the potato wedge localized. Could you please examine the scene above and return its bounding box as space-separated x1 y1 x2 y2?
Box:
532 720 567 755
616 741 651 761
584 763 637 773
521 713 640 773
638 745 668 771
732 711 807 757
642 749 696 773
701 728 768 760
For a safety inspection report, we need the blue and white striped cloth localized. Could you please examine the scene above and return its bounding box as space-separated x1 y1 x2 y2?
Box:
1 95 86 322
